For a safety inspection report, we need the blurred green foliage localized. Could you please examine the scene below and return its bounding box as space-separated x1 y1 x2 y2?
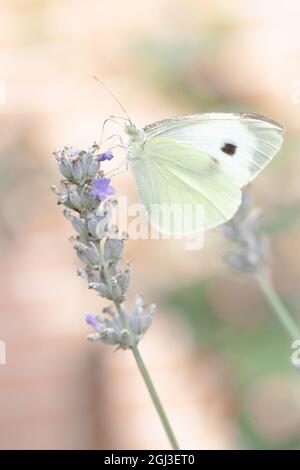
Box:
134 21 256 113
164 277 300 449
263 206 300 235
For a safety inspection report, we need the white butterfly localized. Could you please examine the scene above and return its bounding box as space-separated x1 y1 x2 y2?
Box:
121 113 284 235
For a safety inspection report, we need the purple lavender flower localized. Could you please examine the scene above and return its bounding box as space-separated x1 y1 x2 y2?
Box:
90 177 115 201
96 151 114 162
85 313 102 332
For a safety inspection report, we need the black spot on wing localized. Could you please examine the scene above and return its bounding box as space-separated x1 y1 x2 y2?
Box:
221 143 237 156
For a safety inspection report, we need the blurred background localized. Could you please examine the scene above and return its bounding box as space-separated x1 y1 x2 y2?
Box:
1 0 300 450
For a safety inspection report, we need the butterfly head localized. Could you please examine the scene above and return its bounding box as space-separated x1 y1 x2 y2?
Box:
125 123 145 141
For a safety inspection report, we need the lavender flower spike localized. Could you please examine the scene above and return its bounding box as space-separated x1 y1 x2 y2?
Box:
53 142 155 347
52 139 178 448
90 177 115 202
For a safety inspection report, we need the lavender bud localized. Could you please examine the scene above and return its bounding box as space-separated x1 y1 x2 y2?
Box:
110 278 123 301
130 313 153 337
119 330 133 349
224 252 248 271
57 192 69 205
71 160 84 183
95 215 111 239
89 282 110 297
129 314 142 335
240 190 252 215
220 224 238 241
129 296 155 338
51 185 70 206
71 237 100 266
85 313 102 332
246 250 260 267
107 259 121 277
87 333 102 342
77 266 100 284
59 160 73 179
85 213 98 237
86 212 110 240
104 238 124 261
100 328 120 345
80 187 99 210
69 189 83 210
140 314 153 333
102 305 115 316
82 245 100 266
63 210 88 236
79 151 95 177
222 190 269 274
133 294 145 315
96 151 114 162
87 157 100 178
247 210 262 232
116 267 131 293
77 268 86 279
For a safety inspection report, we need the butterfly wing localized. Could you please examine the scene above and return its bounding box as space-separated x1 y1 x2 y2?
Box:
129 113 284 234
144 113 284 186
130 137 241 233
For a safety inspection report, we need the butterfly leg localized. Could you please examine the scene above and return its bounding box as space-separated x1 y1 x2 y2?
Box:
99 133 123 148
104 157 129 178
99 118 125 145
101 133 128 151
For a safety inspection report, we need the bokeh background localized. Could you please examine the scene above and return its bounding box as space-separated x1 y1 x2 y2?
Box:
1 0 300 450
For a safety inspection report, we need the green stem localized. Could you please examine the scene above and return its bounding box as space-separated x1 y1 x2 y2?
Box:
131 345 180 450
257 273 300 340
98 241 180 450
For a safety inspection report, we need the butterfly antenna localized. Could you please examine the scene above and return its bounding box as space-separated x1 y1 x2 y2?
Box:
92 75 132 124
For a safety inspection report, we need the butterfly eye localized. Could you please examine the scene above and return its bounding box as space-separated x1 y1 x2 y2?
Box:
125 124 137 135
221 143 237 156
